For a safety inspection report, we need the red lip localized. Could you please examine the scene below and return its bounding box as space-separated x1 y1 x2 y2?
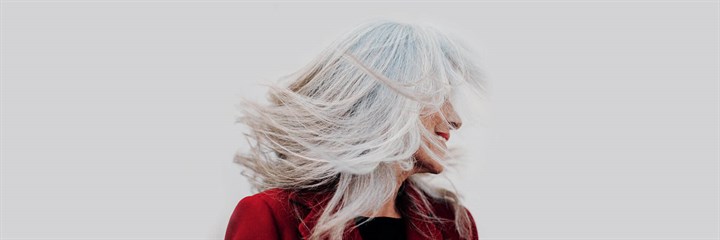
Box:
436 132 450 141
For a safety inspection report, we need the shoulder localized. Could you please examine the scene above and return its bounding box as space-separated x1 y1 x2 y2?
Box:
234 188 307 221
225 188 302 240
238 188 294 209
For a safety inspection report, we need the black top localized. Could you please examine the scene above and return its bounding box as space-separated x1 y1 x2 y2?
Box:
354 216 406 240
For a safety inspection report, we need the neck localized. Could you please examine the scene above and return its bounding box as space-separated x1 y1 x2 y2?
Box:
361 167 414 219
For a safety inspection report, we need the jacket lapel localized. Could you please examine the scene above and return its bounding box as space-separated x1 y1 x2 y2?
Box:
290 190 328 239
291 182 443 240
403 184 444 240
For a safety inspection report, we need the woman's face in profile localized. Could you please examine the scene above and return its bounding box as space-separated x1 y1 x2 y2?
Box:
413 101 462 174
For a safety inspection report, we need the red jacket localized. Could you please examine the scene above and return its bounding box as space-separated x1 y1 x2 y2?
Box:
225 183 478 240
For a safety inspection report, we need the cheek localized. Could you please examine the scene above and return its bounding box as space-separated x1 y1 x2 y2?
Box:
412 114 447 174
420 114 438 131
412 133 447 174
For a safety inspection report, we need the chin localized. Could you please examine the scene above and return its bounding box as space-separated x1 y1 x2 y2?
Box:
413 158 444 175
426 164 444 174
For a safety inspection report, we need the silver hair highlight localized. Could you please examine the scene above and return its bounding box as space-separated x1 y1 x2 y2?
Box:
235 20 485 240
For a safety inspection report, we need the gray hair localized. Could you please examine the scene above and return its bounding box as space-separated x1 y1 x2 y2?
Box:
235 20 485 240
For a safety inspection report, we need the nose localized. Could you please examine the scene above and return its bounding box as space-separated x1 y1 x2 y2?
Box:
449 120 462 130
442 102 462 131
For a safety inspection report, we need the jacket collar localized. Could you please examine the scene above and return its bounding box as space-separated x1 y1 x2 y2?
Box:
289 181 443 239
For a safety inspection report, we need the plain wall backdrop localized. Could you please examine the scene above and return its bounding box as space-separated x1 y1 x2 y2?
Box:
1 1 718 239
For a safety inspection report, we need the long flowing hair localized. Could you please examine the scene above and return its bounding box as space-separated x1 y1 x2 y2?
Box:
235 20 485 240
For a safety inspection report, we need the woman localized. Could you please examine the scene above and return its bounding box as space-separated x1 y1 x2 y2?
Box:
226 21 485 240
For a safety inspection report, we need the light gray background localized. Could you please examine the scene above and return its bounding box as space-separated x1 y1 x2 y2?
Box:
1 1 718 239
